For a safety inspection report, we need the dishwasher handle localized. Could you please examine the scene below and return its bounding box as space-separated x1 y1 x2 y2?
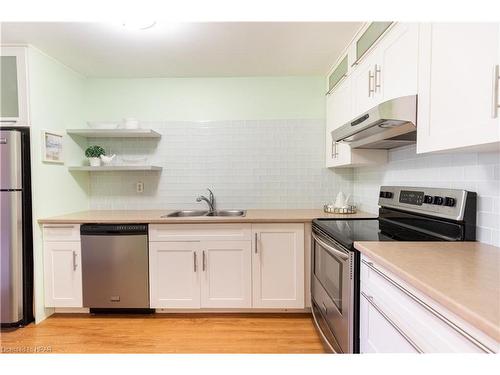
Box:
80 223 148 235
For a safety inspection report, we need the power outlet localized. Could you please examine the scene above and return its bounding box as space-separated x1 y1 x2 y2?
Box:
136 181 144 193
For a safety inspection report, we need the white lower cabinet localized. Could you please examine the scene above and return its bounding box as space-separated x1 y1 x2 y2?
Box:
201 241 252 308
149 241 200 308
43 241 83 308
360 255 498 353
360 291 419 353
252 224 305 308
149 223 305 310
149 224 252 309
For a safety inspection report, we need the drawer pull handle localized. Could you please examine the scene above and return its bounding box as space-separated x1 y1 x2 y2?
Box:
493 64 500 118
193 251 197 272
72 251 77 271
361 291 423 353
361 259 493 353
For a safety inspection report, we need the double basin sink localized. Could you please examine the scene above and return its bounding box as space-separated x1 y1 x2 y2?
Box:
163 209 246 218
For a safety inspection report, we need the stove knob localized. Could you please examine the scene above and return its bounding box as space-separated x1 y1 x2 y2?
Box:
424 195 433 204
433 196 444 205
379 191 386 198
444 197 456 207
385 192 393 199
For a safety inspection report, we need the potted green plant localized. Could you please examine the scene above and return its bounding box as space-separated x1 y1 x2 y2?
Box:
85 145 106 167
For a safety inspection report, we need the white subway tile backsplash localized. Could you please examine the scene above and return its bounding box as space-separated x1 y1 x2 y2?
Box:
88 119 351 211
353 144 500 247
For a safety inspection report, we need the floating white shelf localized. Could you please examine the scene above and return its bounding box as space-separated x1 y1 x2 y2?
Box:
66 129 161 138
68 165 162 172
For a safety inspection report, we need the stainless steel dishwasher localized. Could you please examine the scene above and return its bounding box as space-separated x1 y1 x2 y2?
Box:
80 224 150 311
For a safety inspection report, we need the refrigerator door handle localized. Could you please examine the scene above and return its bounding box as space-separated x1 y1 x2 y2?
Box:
0 190 24 324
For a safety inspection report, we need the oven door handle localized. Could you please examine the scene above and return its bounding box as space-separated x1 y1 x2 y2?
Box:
312 232 349 261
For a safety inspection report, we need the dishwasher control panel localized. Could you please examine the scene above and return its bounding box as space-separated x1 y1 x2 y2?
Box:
80 223 148 235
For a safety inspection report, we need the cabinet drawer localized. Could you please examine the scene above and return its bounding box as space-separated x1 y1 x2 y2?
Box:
43 224 81 242
360 290 420 353
360 255 496 353
149 224 251 242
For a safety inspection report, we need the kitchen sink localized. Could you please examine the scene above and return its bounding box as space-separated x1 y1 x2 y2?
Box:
207 210 246 217
163 210 208 218
163 209 246 218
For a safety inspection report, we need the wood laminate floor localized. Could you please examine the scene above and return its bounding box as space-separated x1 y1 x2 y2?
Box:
0 313 326 354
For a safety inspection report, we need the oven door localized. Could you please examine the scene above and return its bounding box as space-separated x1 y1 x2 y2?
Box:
311 229 354 353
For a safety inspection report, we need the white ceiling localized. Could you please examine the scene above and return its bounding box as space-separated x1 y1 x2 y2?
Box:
0 22 362 78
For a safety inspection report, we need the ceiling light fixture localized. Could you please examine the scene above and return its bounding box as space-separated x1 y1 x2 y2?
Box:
121 21 157 31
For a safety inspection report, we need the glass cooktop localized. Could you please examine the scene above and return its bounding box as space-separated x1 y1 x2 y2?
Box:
312 217 445 249
313 219 393 248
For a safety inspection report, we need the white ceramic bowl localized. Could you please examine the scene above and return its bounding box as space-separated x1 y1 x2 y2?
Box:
121 156 148 164
87 122 119 129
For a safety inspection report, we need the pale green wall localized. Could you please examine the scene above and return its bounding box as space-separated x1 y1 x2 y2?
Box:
84 76 325 121
26 51 326 324
28 46 90 323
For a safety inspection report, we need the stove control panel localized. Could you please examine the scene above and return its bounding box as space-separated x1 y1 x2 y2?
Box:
399 190 424 205
378 186 471 221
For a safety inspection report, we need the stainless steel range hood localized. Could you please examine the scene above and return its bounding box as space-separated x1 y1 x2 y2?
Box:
331 95 417 149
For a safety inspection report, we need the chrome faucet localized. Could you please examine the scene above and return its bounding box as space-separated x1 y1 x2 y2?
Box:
196 188 216 214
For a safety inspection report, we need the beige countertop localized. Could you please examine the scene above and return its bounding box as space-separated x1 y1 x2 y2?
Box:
38 209 376 224
354 241 500 342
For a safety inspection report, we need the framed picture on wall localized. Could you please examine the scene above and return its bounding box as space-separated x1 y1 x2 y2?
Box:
41 130 64 164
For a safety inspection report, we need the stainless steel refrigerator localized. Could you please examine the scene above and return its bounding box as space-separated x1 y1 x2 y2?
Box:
1 127 33 327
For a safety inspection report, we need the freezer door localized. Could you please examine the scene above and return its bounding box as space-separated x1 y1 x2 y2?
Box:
0 190 24 324
0 130 22 190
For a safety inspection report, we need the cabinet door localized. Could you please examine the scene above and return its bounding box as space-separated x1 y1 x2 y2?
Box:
417 23 500 153
350 55 377 117
360 292 419 353
375 23 419 102
252 224 305 308
43 241 82 307
149 242 200 308
326 79 353 168
0 47 29 125
200 241 252 308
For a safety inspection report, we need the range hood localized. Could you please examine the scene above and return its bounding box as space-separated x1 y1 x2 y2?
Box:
331 95 417 149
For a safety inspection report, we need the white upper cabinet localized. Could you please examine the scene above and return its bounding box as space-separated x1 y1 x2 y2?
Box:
324 22 421 168
0 46 29 126
417 23 500 153
351 23 419 112
201 241 252 308
375 23 419 102
350 52 378 116
252 224 305 308
326 78 358 168
326 55 388 168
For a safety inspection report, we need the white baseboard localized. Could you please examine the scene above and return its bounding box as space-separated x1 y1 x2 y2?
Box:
51 307 311 314
54 307 90 313
154 308 311 313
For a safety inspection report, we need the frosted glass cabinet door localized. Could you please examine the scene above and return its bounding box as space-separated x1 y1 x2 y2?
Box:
0 47 29 125
0 56 19 118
